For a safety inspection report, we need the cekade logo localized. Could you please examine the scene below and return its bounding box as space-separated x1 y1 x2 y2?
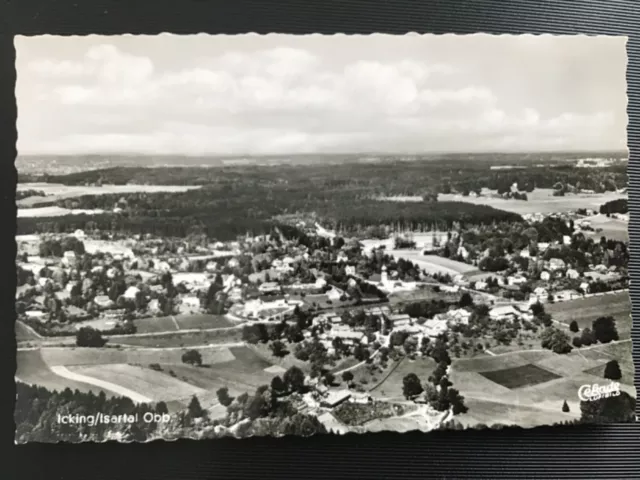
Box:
578 382 621 402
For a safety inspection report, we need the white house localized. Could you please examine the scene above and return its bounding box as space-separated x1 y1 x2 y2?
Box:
345 265 356 276
563 235 572 246
73 229 86 240
474 281 488 291
148 298 161 314
62 251 77 267
507 275 527 286
326 288 343 302
388 313 412 328
537 242 550 253
422 318 448 338
155 261 172 273
566 269 580 280
321 390 351 408
180 296 201 313
580 282 590 294
548 258 566 272
489 305 519 321
447 308 471 325
440 285 460 293
94 295 115 310
25 310 46 321
123 286 140 300
540 271 551 281
336 252 349 263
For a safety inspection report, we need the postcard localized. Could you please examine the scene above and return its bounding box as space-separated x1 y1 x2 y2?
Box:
14 33 634 443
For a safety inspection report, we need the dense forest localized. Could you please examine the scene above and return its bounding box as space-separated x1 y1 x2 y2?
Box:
17 160 626 240
20 156 627 194
17 186 522 241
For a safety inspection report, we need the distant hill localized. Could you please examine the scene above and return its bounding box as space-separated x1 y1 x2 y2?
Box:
16 151 628 177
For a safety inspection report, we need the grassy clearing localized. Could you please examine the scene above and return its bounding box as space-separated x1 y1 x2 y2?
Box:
134 314 236 334
579 341 635 385
479 364 561 389
438 189 626 215
16 350 118 396
245 343 309 372
368 357 437 399
457 397 576 429
453 350 551 373
160 347 276 395
134 316 178 333
15 321 40 341
175 314 235 330
113 328 242 348
546 292 631 339
67 363 206 401
39 345 236 366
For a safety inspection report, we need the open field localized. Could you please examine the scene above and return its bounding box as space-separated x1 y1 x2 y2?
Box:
457 398 577 428
245 343 309 372
450 340 634 427
546 291 631 338
16 350 121 396
15 321 41 341
17 182 200 206
38 345 236 366
578 340 636 386
438 189 626 215
389 250 478 276
67 363 207 402
113 328 242 348
17 345 277 408
18 206 106 218
158 346 277 396
134 314 235 334
479 364 561 389
583 214 629 242
134 316 178 333
369 357 437 399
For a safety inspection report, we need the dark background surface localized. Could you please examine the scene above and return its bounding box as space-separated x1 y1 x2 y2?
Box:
1 0 639 478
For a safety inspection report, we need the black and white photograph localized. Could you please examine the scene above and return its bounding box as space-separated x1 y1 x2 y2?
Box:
13 33 635 443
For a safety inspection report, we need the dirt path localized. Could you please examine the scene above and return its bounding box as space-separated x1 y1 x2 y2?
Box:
49 365 153 403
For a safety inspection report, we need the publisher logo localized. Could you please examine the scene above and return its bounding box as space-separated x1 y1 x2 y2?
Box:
578 382 621 402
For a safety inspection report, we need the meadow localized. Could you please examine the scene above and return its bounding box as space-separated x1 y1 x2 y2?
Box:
17 345 279 408
15 321 41 341
112 328 243 348
17 182 200 206
133 314 236 334
66 363 207 403
546 291 631 339
450 340 635 428
15 349 120 396
439 188 627 215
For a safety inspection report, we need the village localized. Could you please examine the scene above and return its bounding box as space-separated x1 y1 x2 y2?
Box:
15 198 630 434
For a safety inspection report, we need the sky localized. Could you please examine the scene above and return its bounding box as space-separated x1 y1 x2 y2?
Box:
15 34 628 156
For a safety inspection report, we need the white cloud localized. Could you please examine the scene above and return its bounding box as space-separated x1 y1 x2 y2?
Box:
15 36 627 154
